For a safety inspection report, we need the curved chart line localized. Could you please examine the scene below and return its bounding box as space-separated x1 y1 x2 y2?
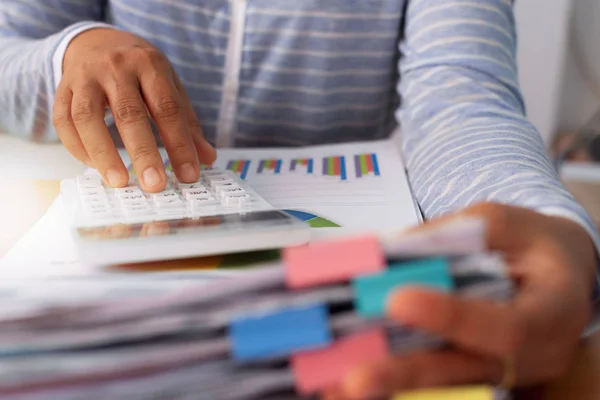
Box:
283 209 341 228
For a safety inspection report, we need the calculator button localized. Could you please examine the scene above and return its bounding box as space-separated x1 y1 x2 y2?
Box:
115 187 143 197
179 184 207 193
201 170 226 178
223 193 252 206
84 208 114 219
155 209 187 220
184 190 212 200
152 190 178 198
124 207 153 216
119 194 146 203
77 174 101 183
207 177 235 187
212 181 237 191
82 196 109 207
81 193 108 203
218 187 246 199
77 176 102 188
181 187 209 197
83 201 110 214
156 197 184 209
188 196 219 206
80 188 106 198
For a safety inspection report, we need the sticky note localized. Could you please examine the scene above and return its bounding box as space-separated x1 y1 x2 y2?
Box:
230 304 331 362
353 258 453 317
393 386 495 400
292 329 389 395
283 235 385 289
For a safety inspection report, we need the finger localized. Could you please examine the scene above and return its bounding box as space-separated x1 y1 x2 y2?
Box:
387 288 521 357
139 67 200 183
105 77 166 192
52 85 91 166
404 203 537 253
339 350 501 400
70 82 129 187
172 71 217 165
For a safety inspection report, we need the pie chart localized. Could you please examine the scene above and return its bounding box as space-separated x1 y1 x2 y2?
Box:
283 209 340 228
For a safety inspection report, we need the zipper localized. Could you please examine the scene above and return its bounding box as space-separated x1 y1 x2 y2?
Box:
216 0 248 148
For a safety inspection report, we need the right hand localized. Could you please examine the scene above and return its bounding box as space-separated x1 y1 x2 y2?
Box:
52 28 217 192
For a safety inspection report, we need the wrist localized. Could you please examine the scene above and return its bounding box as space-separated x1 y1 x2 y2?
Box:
550 215 598 296
52 23 115 90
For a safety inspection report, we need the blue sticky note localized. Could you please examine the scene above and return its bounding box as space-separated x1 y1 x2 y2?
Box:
230 304 331 362
353 258 454 318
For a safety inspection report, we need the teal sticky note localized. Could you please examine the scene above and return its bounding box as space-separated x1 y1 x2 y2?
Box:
353 258 454 318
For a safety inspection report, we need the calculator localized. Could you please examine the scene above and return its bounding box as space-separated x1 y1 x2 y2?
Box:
60 165 310 267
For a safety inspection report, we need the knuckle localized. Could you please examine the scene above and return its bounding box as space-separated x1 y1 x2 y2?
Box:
114 100 147 125
103 51 126 68
168 139 191 155
134 47 166 65
189 118 202 132
153 97 183 121
130 145 156 163
71 99 96 124
52 112 70 130
88 146 110 160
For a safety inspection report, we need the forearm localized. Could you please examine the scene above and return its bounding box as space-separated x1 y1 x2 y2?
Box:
0 2 107 141
398 0 600 299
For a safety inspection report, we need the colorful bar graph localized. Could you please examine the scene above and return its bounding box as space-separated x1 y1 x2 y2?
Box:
226 159 251 180
354 153 380 178
257 159 282 174
290 158 314 174
322 156 346 180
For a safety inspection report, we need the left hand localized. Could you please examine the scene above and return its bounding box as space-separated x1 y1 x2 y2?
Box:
324 203 597 399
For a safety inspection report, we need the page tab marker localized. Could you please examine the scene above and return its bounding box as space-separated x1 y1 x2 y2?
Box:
292 329 389 395
283 235 385 289
230 304 331 362
393 386 495 400
354 258 454 317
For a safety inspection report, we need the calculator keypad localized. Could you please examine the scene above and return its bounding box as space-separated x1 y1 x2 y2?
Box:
75 166 271 226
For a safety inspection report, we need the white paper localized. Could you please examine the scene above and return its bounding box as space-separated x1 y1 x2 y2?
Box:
3 139 421 278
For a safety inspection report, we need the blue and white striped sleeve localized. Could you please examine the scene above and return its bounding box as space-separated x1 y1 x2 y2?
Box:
397 0 600 289
0 1 109 142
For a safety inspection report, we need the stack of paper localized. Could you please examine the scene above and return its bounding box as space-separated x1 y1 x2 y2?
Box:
0 218 510 399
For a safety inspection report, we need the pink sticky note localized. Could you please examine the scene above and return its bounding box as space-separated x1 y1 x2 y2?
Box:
283 235 385 289
291 329 389 395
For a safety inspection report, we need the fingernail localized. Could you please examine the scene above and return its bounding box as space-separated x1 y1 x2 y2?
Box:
142 167 162 188
180 163 198 183
106 168 124 187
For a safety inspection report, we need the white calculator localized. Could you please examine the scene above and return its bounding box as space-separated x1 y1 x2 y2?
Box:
60 165 310 266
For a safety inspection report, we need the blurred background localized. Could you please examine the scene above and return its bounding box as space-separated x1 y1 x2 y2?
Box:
515 0 600 146
515 0 600 227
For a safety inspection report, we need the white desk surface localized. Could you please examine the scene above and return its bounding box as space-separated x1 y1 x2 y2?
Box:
0 133 85 256
0 134 86 180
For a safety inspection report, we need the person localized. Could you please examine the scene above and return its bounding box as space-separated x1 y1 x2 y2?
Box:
0 1 599 398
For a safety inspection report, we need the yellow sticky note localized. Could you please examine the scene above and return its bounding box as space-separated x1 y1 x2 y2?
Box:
393 386 494 400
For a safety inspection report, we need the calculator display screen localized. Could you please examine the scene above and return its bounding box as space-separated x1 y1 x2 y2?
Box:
77 210 297 241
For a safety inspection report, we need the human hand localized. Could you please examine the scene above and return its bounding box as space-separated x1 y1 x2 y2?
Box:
325 203 597 399
52 28 216 192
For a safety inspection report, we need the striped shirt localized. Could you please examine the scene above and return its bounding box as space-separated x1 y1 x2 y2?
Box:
1 0 600 288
